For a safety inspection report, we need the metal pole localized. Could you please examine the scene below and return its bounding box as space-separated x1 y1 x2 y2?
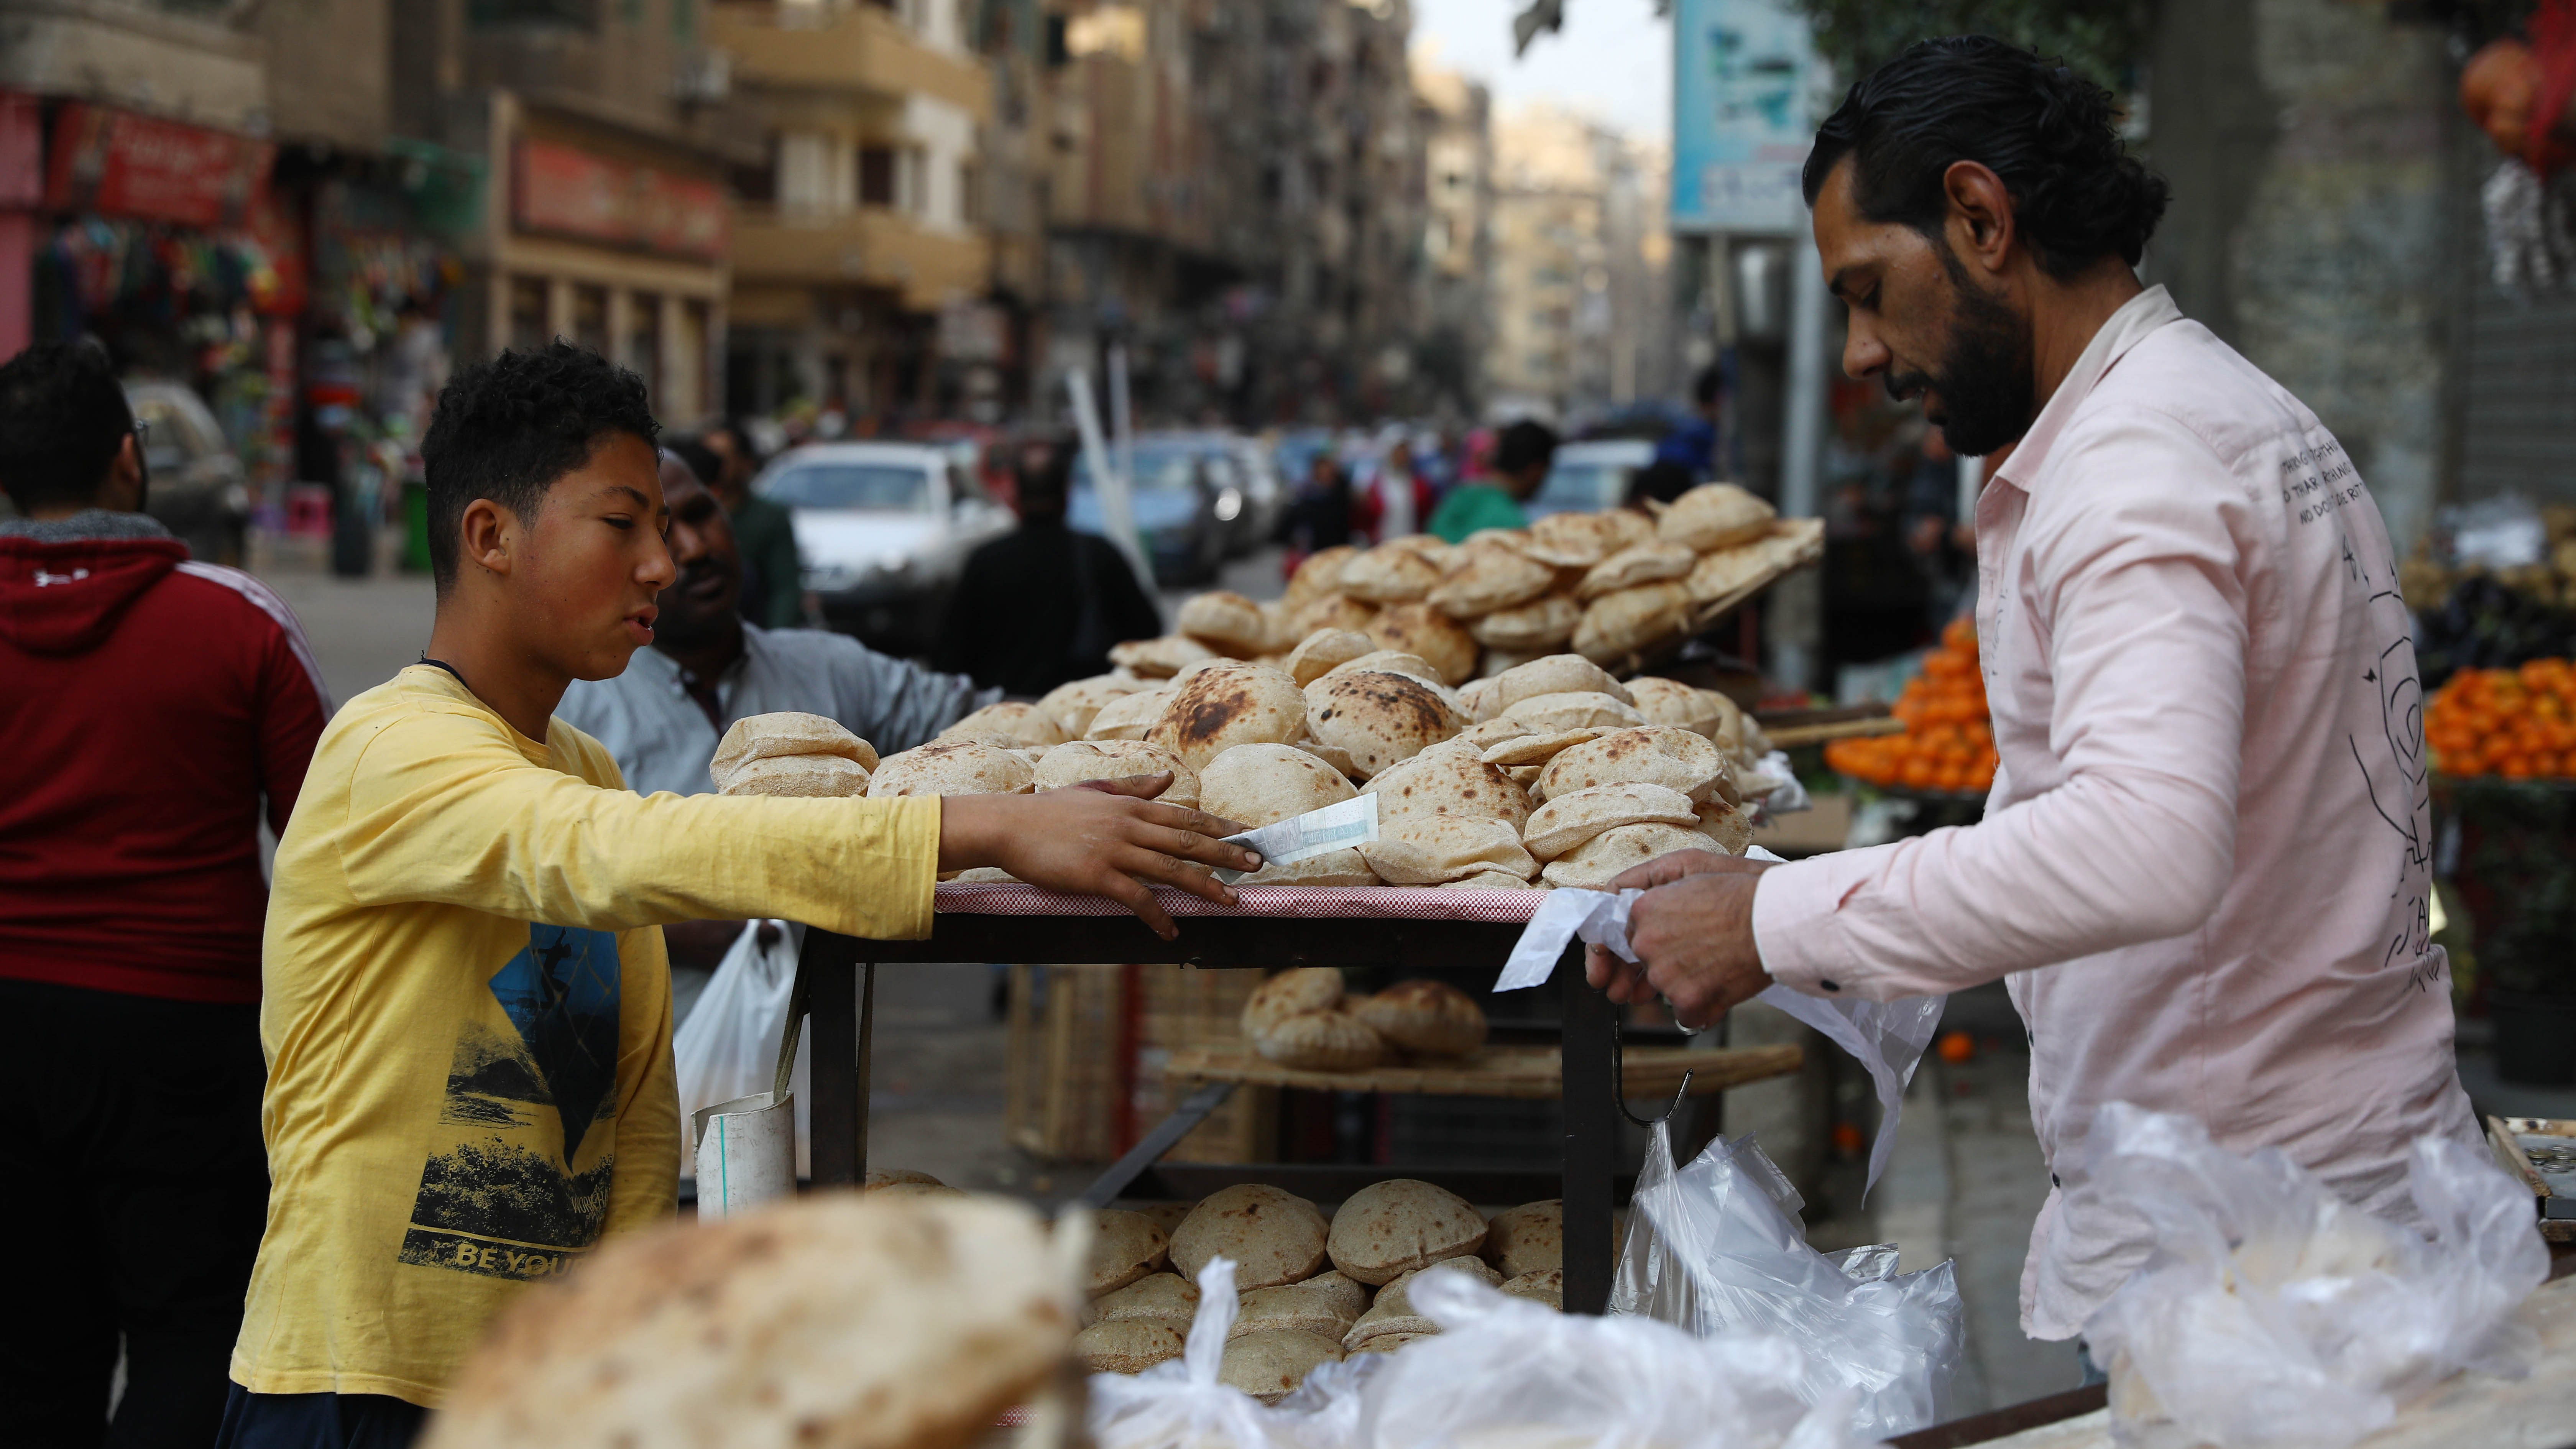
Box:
1559 945 1618 1315
1065 368 1156 599
1774 214 1832 692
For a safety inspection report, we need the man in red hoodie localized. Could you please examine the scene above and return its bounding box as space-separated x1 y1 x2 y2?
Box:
0 341 330 1448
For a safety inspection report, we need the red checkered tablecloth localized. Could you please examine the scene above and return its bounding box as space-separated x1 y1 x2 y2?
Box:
933 881 1548 923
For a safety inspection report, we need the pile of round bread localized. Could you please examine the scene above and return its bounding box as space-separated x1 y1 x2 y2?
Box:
822 648 1775 891
1237 968 1488 1073
1073 1180 1569 1401
1128 483 1820 685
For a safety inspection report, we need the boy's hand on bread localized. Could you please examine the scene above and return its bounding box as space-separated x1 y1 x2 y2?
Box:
938 774 1260 939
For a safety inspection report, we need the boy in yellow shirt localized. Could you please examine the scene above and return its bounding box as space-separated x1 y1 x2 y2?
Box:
221 344 1255 1448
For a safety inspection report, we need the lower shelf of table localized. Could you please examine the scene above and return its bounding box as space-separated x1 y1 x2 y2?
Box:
1163 1041 1803 1099
1118 1161 1635 1209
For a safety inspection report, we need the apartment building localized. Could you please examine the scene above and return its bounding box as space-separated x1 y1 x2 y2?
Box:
1488 102 1669 422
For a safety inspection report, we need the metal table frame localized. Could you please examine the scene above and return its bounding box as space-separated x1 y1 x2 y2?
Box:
791 913 1624 1312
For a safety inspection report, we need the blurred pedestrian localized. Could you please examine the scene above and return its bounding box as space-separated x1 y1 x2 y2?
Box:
1654 363 1725 482
1278 451 1358 575
934 437 1164 696
1625 459 1696 508
1429 417 1555 542
1369 436 1433 541
1901 426 1973 625
702 418 805 629
560 446 996 1009
0 341 330 1448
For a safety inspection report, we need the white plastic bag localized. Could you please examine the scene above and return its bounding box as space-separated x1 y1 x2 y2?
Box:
1354 1271 1882 1449
1612 1121 1961 1439
670 919 808 1177
2075 1102 2548 1449
1089 1256 1296 1449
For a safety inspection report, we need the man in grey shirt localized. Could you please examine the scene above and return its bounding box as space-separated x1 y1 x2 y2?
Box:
559 448 997 1006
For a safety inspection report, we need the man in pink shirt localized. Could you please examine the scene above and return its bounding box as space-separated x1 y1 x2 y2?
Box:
1591 37 2477 1344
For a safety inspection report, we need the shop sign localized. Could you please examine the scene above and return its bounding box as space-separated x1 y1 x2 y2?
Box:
1669 0 1825 235
512 139 728 261
43 103 274 230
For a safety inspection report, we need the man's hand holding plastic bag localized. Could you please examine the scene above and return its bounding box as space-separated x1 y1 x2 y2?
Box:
2074 1102 2548 1449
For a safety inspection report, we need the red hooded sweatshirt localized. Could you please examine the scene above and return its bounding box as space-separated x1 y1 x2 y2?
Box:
0 523 329 1003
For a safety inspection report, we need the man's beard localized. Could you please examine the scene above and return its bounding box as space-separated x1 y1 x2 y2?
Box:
1886 261 2036 458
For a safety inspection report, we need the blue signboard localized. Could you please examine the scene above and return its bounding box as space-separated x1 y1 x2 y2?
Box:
1670 0 1821 235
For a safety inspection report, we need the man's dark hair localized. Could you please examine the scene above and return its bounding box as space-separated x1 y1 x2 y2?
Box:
665 436 723 489
1015 436 1073 508
419 342 658 592
0 341 135 515
1627 460 1695 508
1494 419 1559 477
1692 364 1723 409
1801 36 2170 278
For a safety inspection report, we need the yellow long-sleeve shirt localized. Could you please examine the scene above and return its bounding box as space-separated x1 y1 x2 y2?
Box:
233 665 939 1407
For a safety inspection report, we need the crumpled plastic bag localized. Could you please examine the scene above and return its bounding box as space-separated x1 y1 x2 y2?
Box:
1612 1121 1961 1439
1090 1257 1293 1449
1353 1270 1883 1449
2075 1102 2549 1449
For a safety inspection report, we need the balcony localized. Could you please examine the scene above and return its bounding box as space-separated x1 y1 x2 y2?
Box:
733 204 991 311
708 3 990 122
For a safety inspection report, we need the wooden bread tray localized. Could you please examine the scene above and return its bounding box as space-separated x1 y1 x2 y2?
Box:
1162 1041 1804 1100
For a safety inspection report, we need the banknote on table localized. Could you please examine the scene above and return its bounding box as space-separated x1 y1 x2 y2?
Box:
1215 794 1380 884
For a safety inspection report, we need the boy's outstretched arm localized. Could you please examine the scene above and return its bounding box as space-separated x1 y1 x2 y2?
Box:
940 774 1258 939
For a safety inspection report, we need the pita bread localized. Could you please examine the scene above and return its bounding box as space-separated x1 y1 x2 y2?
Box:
1481 1201 1562 1278
1600 508 1656 550
1359 815 1537 886
1233 1285 1359 1342
1253 1008 1386 1070
1469 593 1582 651
424 1195 1073 1449
1087 1210 1172 1297
1036 674 1155 738
944 866 1018 884
1764 516 1826 570
1073 1320 1186 1374
1439 871 1539 890
1291 591 1379 637
1290 1270 1371 1320
1521 782 1700 861
710 712 880 785
1032 739 1200 809
1426 544 1557 619
1199 743 1359 828
1177 590 1277 657
1350 980 1487 1058
1372 1256 1502 1316
1536 727 1734 805
866 739 1036 797
1347 1332 1433 1355
1498 690 1648 733
1624 676 1723 738
1283 545 1359 614
1521 510 1617 568
1685 542 1774 605
1241 966 1344 1037
1458 717 1537 749
1485 654 1634 713
1321 649 1451 692
1360 749 1532 831
1573 582 1693 665
1285 628 1375 687
716 754 873 799
1499 1268 1564 1309
1083 686 1176 741
1238 848 1379 887
861 1168 945 1191
1148 661 1308 772
1091 1273 1198 1329
1289 736 1362 780
1108 634 1218 678
1219 1328 1343 1405
1170 1184 1330 1291
867 1180 967 1200
1339 546 1443 603
1454 677 1503 722
1657 483 1776 551
1693 798 1755 855
936 700 1069 748
1576 541 1698 600
1304 670 1471 779
1365 603 1479 687
1326 1179 1488 1286
1127 1202 1197 1237
1539 821 1715 889
1479 728 1612 767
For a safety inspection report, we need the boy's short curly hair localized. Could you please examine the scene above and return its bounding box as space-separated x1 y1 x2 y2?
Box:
420 342 659 592
1801 36 2170 279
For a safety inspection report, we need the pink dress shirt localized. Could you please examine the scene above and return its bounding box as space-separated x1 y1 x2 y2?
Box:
1750 286 2479 1340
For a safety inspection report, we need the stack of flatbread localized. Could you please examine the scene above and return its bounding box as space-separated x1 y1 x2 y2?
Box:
1073 1186 1574 1395
1232 968 1488 1071
1117 484 1821 684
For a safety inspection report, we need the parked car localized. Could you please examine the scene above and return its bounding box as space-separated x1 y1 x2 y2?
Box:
1528 438 1655 519
1067 438 1231 586
125 381 249 564
1151 430 1280 557
756 442 1012 654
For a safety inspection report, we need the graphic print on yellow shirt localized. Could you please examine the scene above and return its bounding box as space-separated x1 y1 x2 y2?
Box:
401 923 623 1281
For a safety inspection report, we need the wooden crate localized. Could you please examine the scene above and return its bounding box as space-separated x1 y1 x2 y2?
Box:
1004 963 1276 1165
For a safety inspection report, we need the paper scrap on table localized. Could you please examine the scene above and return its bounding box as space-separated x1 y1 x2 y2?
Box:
1215 792 1378 884
1488 845 1944 1193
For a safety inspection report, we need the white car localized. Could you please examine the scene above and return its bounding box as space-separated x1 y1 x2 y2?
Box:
754 442 1012 653
1530 438 1655 518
